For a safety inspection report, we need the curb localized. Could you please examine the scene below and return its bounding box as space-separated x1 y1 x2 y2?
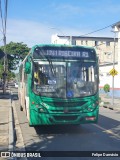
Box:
9 89 16 160
103 105 113 110
9 106 14 152
12 101 27 160
9 106 15 160
103 104 120 111
100 100 120 111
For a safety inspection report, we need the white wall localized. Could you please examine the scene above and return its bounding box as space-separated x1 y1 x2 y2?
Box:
99 64 120 89
100 24 120 92
51 34 70 45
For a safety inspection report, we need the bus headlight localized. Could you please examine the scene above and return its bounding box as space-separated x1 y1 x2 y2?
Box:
39 103 49 113
39 107 48 113
83 101 99 112
92 101 99 107
39 108 45 113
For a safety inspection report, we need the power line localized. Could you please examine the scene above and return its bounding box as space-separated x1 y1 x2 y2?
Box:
52 21 120 46
79 22 118 37
63 21 119 44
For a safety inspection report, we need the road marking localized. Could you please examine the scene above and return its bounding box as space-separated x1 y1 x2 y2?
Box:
93 124 120 139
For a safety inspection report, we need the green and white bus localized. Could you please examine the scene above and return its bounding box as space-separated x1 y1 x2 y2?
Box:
18 44 99 126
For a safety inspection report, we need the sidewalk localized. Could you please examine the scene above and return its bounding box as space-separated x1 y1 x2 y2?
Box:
100 93 120 111
0 89 13 154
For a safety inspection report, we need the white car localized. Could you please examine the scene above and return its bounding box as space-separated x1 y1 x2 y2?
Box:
15 82 18 88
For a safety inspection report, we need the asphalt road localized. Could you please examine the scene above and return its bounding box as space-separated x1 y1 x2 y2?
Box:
11 86 120 160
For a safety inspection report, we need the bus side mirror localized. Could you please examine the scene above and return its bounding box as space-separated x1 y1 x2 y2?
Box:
25 61 31 74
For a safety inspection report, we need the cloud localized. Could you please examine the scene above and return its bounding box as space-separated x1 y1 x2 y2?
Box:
0 18 113 48
4 19 52 47
54 4 81 15
1 19 82 47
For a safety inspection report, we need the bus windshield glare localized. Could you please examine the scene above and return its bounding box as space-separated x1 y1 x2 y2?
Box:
32 46 98 98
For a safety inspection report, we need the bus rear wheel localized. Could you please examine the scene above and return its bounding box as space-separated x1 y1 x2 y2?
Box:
20 105 23 111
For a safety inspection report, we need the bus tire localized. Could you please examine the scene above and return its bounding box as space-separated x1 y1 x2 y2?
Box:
25 101 27 116
20 105 23 111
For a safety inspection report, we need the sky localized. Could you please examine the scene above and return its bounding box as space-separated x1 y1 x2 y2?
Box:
0 0 120 47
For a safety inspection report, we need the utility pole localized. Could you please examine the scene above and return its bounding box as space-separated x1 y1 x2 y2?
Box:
110 22 120 108
111 27 119 107
3 34 7 94
0 0 8 94
111 31 116 106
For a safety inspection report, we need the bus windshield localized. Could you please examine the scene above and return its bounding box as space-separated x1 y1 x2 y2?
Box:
32 59 98 98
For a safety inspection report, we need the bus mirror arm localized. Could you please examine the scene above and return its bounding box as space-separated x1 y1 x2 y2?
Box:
25 61 31 74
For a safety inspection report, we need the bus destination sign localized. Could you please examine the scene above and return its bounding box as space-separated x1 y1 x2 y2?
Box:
33 46 96 60
45 50 89 58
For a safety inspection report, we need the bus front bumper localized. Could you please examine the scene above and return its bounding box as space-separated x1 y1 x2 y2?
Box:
29 108 99 125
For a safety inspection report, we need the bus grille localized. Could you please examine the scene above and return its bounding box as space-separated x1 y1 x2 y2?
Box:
50 109 82 113
46 101 87 108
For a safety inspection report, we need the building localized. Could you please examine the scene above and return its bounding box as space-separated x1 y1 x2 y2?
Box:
51 34 118 65
51 23 120 97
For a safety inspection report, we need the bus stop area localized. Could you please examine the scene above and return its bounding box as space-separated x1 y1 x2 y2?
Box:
0 89 14 157
100 93 120 111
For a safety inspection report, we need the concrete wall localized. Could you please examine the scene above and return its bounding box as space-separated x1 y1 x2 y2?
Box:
99 64 119 88
76 39 118 64
51 34 118 64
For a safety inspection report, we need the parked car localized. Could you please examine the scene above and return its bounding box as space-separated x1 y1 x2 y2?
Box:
0 82 3 89
15 82 18 88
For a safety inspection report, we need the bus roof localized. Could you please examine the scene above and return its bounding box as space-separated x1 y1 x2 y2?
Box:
29 44 97 61
31 44 96 52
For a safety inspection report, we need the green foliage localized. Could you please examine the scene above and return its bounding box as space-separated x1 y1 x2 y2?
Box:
103 84 110 93
0 41 30 71
0 41 30 80
1 41 30 59
0 62 15 80
7 71 15 81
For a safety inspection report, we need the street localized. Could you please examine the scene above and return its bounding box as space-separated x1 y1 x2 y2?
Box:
0 1 120 160
10 86 120 160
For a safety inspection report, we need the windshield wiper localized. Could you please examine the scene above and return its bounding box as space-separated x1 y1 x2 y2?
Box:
47 58 56 77
34 46 56 77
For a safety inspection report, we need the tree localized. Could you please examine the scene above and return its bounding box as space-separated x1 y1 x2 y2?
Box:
0 41 30 70
7 71 15 81
103 84 110 93
1 41 30 59
0 41 30 81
